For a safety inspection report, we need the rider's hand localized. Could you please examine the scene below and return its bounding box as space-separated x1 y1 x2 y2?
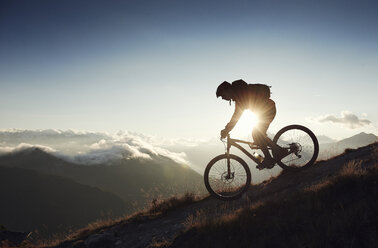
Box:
220 129 229 139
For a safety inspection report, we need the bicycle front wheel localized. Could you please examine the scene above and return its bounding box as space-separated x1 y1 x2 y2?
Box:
204 154 251 201
273 125 319 170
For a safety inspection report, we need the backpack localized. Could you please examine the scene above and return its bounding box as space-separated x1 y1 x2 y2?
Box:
231 79 271 100
247 83 271 100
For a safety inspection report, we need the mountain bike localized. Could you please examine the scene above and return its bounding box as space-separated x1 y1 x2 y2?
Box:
204 124 319 201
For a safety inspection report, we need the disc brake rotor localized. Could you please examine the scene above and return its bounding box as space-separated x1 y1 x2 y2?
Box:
221 171 235 184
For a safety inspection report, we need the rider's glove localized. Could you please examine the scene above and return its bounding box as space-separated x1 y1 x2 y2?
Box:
220 129 229 139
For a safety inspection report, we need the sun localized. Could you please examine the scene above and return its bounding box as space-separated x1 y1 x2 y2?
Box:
231 110 259 137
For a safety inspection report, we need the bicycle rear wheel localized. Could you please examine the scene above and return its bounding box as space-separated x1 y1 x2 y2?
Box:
273 125 319 170
204 154 251 201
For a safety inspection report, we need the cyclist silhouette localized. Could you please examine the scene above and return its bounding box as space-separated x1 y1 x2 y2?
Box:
216 79 283 169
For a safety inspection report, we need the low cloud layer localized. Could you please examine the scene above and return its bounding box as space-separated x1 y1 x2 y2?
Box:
314 111 372 129
0 129 189 165
0 143 56 154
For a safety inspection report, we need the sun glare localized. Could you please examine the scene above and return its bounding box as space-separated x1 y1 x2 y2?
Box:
232 110 259 137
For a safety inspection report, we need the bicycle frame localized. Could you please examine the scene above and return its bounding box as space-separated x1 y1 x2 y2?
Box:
205 125 318 201
224 134 296 173
224 134 267 166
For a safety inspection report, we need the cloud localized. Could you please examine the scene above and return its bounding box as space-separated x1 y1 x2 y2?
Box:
69 144 152 165
0 129 189 166
0 143 56 155
314 111 372 129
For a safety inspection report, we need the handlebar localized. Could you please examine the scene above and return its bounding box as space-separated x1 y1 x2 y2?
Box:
220 133 255 146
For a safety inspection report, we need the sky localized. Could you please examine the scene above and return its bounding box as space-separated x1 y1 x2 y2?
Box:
1 0 377 141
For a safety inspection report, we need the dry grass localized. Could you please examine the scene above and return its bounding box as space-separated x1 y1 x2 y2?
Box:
339 160 366 176
183 199 265 234
147 239 171 248
16 216 127 248
210 200 265 229
147 192 203 216
305 160 366 192
183 209 207 231
0 240 39 248
64 216 125 241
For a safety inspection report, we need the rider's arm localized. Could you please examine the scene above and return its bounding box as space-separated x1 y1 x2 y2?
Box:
224 103 243 132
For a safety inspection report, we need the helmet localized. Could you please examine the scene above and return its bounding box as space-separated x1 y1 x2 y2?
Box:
216 81 231 98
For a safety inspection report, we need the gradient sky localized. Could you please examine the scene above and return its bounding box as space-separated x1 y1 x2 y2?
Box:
1 0 377 140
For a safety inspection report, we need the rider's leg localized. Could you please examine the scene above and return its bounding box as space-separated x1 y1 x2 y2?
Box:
252 100 289 159
252 100 276 156
252 125 273 159
252 101 279 168
253 127 288 160
252 127 276 169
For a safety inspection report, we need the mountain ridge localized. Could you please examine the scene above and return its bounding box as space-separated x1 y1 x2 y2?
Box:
318 132 377 160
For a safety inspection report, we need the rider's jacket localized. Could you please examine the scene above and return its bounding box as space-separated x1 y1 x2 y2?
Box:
224 90 276 134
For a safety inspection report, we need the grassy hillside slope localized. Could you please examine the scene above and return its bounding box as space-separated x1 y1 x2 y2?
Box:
172 160 378 247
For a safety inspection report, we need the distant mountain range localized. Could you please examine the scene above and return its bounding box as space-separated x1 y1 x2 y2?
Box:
318 132 377 159
0 147 204 238
335 132 377 148
316 135 337 144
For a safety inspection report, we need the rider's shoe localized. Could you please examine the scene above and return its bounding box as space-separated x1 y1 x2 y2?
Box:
256 157 276 170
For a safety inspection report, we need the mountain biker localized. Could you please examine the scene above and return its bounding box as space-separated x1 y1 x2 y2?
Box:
216 79 283 169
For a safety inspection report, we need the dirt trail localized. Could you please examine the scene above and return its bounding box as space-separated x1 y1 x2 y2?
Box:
54 143 377 248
